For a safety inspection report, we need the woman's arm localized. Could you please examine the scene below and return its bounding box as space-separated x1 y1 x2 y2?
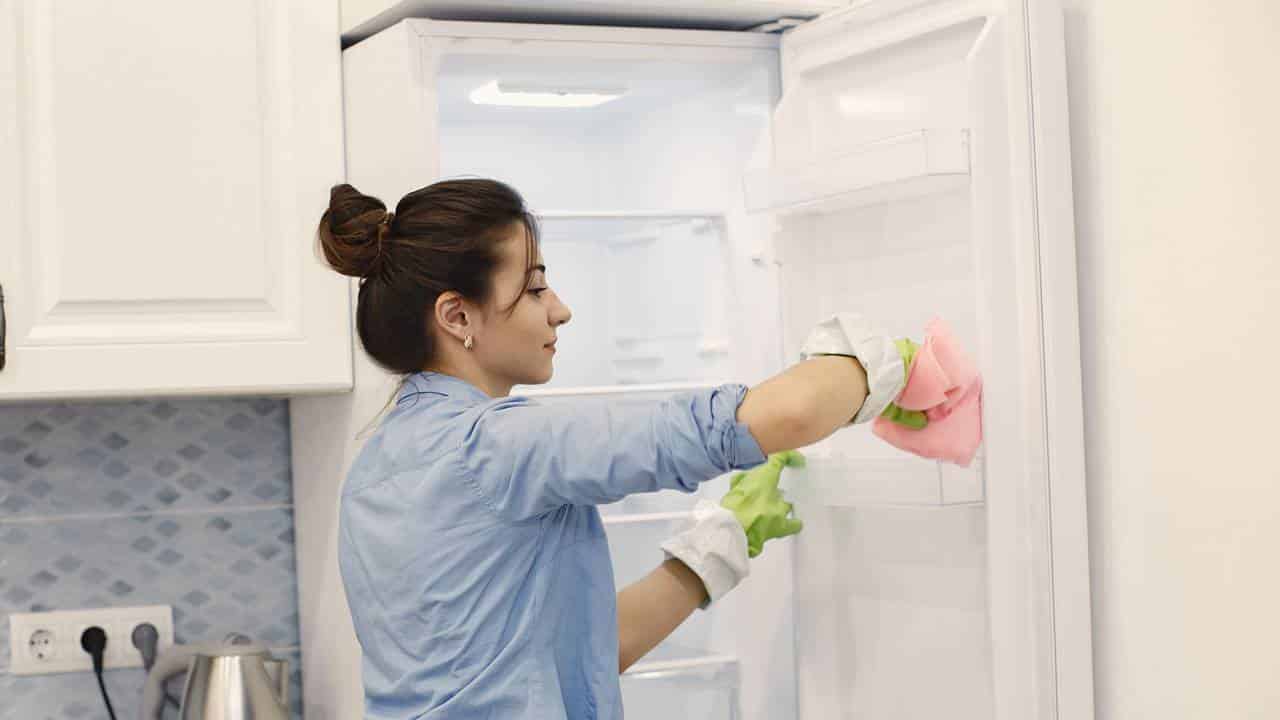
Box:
457 356 870 522
737 355 870 454
611 356 871 671
616 558 708 673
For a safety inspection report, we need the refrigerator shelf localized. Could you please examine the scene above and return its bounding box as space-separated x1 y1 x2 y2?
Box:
518 381 725 399
621 645 741 719
537 211 724 244
614 331 707 344
602 510 695 527
781 452 984 507
744 128 970 217
612 354 665 366
624 653 740 681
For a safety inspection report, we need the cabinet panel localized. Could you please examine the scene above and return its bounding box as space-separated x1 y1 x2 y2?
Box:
0 0 351 400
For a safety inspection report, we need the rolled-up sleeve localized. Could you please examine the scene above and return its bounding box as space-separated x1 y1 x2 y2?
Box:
456 384 766 521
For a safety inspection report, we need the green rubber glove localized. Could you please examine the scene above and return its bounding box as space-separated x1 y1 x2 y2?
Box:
879 337 929 429
719 450 806 558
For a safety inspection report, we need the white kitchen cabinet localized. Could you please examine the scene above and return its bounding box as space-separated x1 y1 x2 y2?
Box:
340 0 846 46
0 0 351 401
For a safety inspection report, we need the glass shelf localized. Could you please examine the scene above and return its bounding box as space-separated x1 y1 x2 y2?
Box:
780 452 984 507
516 381 725 400
625 644 739 681
744 128 970 217
622 644 741 720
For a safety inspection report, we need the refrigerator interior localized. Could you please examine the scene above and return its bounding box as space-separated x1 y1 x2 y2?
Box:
429 21 993 719
434 41 783 718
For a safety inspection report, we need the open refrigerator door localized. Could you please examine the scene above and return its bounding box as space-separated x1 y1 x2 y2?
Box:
742 1 1092 718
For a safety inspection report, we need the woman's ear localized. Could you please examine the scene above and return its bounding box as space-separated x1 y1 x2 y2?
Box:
433 291 474 343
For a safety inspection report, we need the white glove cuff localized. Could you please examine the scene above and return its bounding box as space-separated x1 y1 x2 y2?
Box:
800 313 906 425
659 499 750 609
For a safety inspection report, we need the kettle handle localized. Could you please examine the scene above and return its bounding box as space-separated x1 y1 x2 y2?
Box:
263 657 289 709
142 645 201 720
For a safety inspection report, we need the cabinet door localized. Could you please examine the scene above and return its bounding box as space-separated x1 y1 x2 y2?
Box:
745 0 1093 718
0 0 350 401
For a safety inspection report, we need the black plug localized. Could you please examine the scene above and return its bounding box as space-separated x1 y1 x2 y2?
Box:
80 626 107 673
80 626 117 720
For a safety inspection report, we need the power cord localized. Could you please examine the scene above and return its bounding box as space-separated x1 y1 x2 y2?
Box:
80 626 118 720
132 622 182 710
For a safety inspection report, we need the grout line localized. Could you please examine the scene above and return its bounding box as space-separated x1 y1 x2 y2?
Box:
0 503 294 525
0 646 301 677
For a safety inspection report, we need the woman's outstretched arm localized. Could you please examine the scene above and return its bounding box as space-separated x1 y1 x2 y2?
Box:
738 355 870 454
613 355 871 672
616 558 707 673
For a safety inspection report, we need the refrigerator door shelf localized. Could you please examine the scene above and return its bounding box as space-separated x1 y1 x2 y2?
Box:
780 452 984 507
743 128 969 217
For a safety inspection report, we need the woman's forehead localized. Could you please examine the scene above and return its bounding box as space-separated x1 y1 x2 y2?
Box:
497 225 542 273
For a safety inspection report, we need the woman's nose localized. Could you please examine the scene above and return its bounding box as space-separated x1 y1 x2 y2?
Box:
550 291 572 327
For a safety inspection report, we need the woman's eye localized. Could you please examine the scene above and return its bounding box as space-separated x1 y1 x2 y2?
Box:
528 288 548 297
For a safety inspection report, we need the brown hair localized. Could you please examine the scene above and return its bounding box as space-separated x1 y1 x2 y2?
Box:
317 179 540 375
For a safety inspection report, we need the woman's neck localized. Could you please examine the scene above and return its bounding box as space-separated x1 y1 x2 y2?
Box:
421 358 511 399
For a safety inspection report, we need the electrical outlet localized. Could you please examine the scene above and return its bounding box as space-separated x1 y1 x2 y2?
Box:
8 605 173 676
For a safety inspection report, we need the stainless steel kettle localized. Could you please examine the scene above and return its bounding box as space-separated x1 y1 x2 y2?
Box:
140 637 289 720
177 644 289 720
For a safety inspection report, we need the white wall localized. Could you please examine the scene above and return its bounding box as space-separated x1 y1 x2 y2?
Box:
1061 2 1280 717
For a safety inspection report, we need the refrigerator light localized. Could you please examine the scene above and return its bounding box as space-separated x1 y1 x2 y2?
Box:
468 81 626 108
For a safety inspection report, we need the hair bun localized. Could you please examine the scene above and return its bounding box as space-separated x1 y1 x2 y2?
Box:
317 184 392 279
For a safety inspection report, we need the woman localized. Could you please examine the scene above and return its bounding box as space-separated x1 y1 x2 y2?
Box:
318 179 908 719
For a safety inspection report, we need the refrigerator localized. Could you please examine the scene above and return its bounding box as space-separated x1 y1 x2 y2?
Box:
333 1 1092 718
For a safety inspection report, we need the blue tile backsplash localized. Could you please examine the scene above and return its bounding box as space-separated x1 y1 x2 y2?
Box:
0 397 304 719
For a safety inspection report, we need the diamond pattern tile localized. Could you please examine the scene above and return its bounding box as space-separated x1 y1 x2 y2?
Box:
0 508 300 674
0 398 292 517
1 397 304 716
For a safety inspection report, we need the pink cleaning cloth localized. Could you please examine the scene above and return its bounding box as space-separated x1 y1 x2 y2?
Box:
871 317 983 467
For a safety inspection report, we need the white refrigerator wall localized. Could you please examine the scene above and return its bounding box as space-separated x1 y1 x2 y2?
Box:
1062 2 1280 718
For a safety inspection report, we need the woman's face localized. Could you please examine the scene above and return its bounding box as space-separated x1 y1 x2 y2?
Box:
476 223 572 390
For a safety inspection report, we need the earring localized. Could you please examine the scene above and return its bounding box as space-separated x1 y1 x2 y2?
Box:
464 335 474 350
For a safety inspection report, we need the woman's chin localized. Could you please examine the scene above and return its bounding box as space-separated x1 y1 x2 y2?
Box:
525 365 554 386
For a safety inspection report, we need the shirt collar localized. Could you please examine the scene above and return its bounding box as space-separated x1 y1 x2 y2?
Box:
395 371 492 408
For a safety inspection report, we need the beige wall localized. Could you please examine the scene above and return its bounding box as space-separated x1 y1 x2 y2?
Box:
1061 2 1280 717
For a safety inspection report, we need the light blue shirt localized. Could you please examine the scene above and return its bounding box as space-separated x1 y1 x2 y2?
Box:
338 371 766 719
